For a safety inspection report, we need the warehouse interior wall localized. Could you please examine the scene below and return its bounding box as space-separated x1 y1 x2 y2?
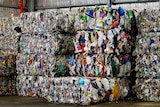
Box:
0 0 159 17
36 2 159 13
0 0 26 17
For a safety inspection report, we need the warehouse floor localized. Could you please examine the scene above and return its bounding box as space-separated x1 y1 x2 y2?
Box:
0 96 159 107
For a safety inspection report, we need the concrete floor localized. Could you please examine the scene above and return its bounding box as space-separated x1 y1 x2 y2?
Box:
0 96 159 107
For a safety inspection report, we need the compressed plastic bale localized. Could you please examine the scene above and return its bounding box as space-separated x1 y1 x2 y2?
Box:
72 6 136 80
44 77 112 105
16 32 56 76
0 17 19 55
135 9 160 101
16 75 48 97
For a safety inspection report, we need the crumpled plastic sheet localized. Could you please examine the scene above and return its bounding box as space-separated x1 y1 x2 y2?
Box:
135 78 160 101
0 55 16 76
0 76 17 95
17 75 132 105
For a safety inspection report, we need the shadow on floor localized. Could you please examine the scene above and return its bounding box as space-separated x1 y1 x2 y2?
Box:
0 96 159 107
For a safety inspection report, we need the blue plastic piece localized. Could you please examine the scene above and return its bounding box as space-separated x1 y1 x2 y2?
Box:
60 64 64 72
78 77 84 85
118 6 125 16
89 9 94 17
69 56 74 64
